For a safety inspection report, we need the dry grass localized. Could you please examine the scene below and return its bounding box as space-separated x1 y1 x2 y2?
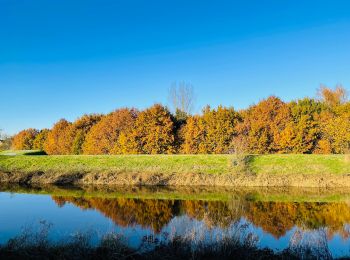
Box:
0 221 337 259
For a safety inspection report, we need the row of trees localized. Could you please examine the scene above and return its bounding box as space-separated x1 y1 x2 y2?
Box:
11 85 350 155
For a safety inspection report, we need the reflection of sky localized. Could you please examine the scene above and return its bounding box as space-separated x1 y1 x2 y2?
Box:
325 232 350 258
1 192 350 257
249 220 295 251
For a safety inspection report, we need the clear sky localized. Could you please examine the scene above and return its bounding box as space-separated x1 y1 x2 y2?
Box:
1 0 350 134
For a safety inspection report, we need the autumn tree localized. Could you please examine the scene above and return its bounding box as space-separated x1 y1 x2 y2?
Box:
33 129 50 150
83 108 137 155
69 114 102 154
12 128 39 150
316 103 350 154
181 106 239 154
277 98 325 153
202 106 239 153
237 96 291 154
44 119 74 155
120 104 175 154
318 85 348 108
181 115 206 154
315 85 350 153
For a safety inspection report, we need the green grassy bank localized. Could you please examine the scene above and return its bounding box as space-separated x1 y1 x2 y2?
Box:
1 151 350 186
1 151 350 175
0 152 231 175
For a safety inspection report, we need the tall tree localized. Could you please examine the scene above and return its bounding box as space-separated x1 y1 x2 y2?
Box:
182 106 239 154
318 85 348 108
316 103 350 154
122 104 175 154
181 115 206 154
44 119 73 155
168 82 195 121
202 105 239 153
12 128 39 150
277 98 324 153
70 114 102 154
33 129 50 150
83 109 137 155
237 96 291 154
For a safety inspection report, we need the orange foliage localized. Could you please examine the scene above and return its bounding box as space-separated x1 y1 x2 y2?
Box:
44 119 74 155
181 106 239 154
33 129 50 150
15 85 350 155
12 128 39 150
83 109 137 155
318 85 348 107
181 115 206 154
70 114 102 154
237 96 291 154
120 104 175 154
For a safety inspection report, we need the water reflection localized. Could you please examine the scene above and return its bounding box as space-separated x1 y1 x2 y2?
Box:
50 196 350 239
1 184 350 257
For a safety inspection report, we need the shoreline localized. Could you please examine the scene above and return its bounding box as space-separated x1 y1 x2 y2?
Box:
3 183 350 202
2 170 350 187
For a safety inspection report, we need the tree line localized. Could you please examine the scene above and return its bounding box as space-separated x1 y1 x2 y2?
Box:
11 85 350 155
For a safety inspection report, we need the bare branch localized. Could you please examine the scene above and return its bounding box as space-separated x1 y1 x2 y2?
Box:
168 82 195 115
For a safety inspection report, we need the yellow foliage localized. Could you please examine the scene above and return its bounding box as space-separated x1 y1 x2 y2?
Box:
44 119 74 155
119 104 175 154
12 128 39 150
83 109 137 155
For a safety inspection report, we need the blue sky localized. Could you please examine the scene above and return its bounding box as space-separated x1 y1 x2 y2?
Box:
1 0 350 134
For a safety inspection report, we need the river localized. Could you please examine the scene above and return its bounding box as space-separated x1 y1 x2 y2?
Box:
1 185 350 258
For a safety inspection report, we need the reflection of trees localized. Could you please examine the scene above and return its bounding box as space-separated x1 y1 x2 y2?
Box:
244 202 297 238
51 196 350 239
52 196 179 232
245 202 350 239
288 228 332 259
183 200 243 228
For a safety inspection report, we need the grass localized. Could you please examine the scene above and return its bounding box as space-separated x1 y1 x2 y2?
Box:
1 151 350 176
250 154 350 175
0 153 232 175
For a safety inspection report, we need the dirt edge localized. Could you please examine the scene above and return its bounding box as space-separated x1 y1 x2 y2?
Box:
1 171 350 187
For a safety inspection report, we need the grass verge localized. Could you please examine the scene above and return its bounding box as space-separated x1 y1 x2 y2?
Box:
1 152 350 175
1 152 350 187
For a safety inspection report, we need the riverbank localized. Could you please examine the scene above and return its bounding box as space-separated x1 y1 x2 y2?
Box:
1 153 350 187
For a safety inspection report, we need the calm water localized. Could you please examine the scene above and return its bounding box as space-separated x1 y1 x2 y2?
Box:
1 185 350 257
